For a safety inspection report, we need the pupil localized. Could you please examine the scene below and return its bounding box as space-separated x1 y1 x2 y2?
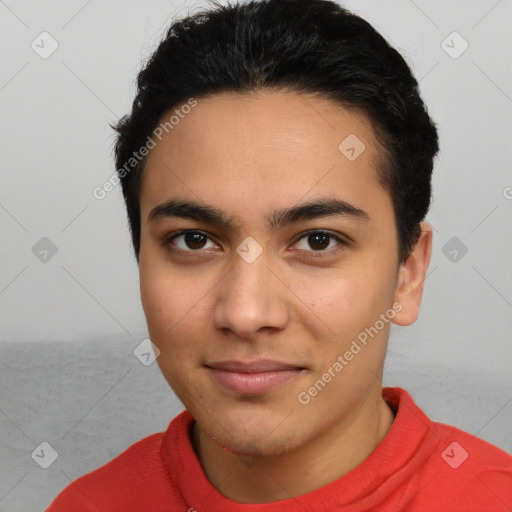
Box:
185 232 206 249
309 233 329 250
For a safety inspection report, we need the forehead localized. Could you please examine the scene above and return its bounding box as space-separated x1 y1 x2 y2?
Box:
140 90 389 221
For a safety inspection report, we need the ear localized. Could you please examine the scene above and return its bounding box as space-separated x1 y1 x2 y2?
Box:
391 221 433 326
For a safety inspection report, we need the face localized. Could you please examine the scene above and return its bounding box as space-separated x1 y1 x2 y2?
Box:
138 90 414 458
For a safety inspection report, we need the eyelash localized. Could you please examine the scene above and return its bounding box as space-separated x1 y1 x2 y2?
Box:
161 229 348 257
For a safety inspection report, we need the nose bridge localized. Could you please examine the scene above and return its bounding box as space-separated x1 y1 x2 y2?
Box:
213 247 289 337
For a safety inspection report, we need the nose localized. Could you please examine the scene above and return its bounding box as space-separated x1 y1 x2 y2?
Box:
213 250 290 340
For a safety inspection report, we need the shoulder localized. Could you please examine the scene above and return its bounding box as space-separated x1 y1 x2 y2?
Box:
411 421 512 511
385 388 512 511
434 421 512 467
46 431 169 511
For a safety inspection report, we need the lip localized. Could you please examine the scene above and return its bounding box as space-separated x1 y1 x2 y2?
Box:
206 360 306 395
207 359 305 373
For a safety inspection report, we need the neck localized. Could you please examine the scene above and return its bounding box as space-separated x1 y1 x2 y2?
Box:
191 388 395 503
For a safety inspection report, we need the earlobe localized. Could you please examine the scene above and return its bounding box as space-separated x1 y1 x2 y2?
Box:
391 222 433 326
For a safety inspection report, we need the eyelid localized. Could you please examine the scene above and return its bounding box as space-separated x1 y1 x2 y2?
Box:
162 228 348 256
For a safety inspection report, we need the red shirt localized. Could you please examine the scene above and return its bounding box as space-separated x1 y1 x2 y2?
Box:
47 387 512 511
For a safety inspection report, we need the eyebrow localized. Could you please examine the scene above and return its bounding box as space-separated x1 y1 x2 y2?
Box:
147 197 370 230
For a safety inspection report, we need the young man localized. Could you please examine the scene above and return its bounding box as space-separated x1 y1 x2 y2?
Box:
48 0 512 510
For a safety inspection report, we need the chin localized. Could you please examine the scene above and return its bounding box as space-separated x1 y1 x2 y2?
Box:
206 422 302 459
193 400 307 458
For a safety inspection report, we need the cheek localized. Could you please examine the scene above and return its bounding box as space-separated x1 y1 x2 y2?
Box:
140 261 205 351
292 270 379 329
140 267 173 336
290 264 396 355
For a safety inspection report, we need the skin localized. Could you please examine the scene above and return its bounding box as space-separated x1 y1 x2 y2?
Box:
138 90 432 503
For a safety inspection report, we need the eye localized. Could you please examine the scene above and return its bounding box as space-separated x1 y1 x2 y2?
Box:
293 230 346 254
162 229 347 256
164 230 218 252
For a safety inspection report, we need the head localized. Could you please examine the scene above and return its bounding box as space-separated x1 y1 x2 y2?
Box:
112 0 438 458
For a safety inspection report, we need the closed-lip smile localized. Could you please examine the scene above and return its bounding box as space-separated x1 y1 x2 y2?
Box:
205 360 306 395
206 359 306 372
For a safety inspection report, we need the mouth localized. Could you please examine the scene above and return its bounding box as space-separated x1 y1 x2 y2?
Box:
205 360 306 395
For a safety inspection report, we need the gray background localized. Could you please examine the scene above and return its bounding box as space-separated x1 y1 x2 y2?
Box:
1 0 511 510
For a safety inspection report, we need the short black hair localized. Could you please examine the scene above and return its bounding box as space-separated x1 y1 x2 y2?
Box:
112 0 439 264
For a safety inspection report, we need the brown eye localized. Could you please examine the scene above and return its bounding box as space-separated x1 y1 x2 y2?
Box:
184 232 207 249
294 230 346 254
165 230 218 252
307 232 330 250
